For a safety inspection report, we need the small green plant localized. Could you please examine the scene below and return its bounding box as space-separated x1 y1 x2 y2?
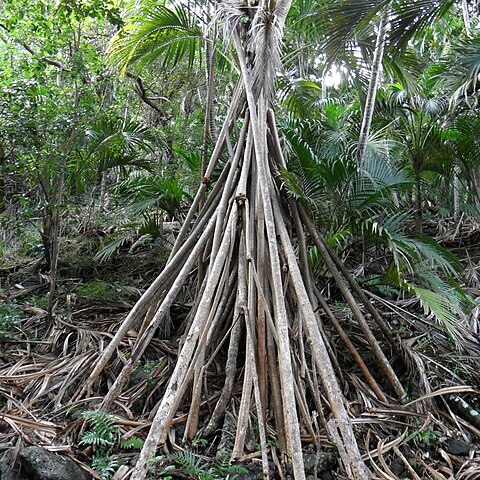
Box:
91 452 119 480
408 427 438 446
158 451 247 480
21 230 43 256
30 294 49 310
155 463 175 480
0 303 21 340
119 436 144 450
191 436 209 448
209 457 248 480
138 358 166 388
80 409 144 480
81 410 120 447
266 434 279 448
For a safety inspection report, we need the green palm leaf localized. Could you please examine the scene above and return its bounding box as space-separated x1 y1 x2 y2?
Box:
409 285 464 341
307 0 456 66
116 173 190 218
389 0 456 51
108 2 204 73
447 36 480 107
278 73 323 117
68 116 154 187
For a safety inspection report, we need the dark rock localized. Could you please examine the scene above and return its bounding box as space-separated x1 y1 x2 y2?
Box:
319 472 335 480
0 451 26 480
303 453 336 475
444 438 474 456
390 459 407 478
0 457 25 480
18 447 89 480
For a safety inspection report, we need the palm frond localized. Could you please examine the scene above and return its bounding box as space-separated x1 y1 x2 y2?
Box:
389 0 456 52
409 285 464 341
313 0 388 62
447 35 480 108
308 0 456 67
369 216 460 277
374 224 468 341
95 229 137 263
115 173 190 217
277 74 323 117
85 118 154 154
71 116 154 182
108 3 204 73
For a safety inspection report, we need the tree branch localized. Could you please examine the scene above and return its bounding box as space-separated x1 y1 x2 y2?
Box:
125 72 168 114
0 24 71 71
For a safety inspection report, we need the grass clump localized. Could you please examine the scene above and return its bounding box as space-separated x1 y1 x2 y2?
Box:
76 281 115 299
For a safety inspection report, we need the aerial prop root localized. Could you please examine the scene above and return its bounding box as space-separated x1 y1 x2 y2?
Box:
74 82 247 402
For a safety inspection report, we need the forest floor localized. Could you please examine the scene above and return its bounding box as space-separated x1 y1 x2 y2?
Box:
0 214 479 479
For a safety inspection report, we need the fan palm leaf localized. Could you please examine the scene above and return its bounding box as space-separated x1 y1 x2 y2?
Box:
115 173 190 218
277 73 323 117
68 116 154 189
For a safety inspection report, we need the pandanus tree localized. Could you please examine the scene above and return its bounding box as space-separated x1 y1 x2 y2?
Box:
68 1 442 479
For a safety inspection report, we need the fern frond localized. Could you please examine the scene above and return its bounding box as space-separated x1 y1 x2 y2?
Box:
80 410 120 448
91 452 119 480
170 450 204 477
119 436 144 450
209 456 249 479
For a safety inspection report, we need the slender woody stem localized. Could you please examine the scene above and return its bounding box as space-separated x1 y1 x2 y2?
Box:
131 204 239 480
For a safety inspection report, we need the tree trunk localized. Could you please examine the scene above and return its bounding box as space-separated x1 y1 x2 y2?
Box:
415 172 422 232
0 144 5 213
47 81 79 321
357 1 392 168
453 164 461 221
462 0 471 37
473 168 480 211
99 171 108 213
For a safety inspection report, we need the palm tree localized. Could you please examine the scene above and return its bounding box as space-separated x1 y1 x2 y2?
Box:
306 0 468 172
399 103 445 231
279 91 467 334
450 112 480 212
357 1 392 168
